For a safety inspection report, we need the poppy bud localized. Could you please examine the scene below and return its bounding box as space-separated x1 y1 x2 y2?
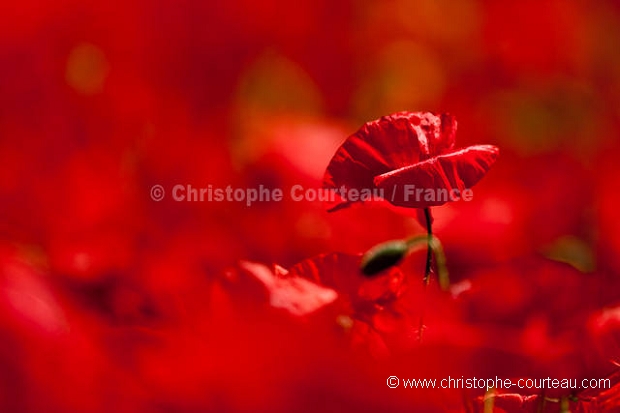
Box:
360 240 409 276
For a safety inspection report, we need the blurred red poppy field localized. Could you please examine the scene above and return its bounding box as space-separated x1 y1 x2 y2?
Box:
2 0 620 412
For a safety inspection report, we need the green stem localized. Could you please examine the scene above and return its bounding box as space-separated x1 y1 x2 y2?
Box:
431 237 450 291
418 208 433 342
423 207 433 286
403 234 449 290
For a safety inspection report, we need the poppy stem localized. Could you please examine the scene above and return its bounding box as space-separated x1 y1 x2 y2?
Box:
418 207 433 342
423 207 433 285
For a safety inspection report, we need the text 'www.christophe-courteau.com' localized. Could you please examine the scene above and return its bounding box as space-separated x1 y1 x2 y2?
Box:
386 376 611 391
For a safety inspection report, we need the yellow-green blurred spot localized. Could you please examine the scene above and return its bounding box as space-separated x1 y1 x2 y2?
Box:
543 235 595 273
231 50 324 166
15 243 48 270
483 387 495 413
395 0 481 48
353 41 446 120
482 82 602 157
65 43 109 95
235 50 323 117
560 396 571 413
295 213 331 241
336 314 354 332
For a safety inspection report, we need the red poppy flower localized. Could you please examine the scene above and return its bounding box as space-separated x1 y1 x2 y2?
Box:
323 111 499 210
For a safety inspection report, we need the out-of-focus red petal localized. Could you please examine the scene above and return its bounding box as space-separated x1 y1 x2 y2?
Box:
288 252 405 306
596 373 620 412
579 370 620 412
236 261 338 316
323 112 456 210
589 305 620 364
374 145 500 208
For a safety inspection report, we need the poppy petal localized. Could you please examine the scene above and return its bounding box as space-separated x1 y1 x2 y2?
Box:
373 145 500 208
237 261 338 316
323 112 456 211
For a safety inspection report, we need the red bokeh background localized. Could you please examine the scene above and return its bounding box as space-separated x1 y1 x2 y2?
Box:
1 0 620 411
